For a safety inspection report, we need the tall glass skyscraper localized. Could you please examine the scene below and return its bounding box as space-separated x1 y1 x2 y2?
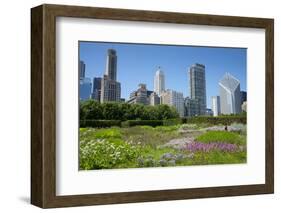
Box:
219 72 241 114
189 63 206 115
154 67 165 96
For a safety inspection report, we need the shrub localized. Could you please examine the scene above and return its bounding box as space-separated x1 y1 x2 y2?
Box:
229 123 247 135
180 117 187 124
121 120 163 127
163 119 182 126
80 120 122 128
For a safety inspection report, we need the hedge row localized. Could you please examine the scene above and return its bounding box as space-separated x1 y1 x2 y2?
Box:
121 120 163 127
79 119 182 128
80 120 122 128
185 116 246 125
163 118 183 126
80 116 246 128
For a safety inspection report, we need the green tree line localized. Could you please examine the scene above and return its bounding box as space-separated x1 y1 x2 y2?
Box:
80 100 179 121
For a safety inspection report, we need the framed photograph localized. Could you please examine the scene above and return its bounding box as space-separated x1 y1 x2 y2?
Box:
31 4 274 208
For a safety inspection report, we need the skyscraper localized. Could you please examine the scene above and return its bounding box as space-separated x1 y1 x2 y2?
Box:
92 77 102 102
219 72 241 115
79 60 85 79
161 89 184 117
211 96 221 116
154 67 165 96
105 49 117 81
101 49 121 103
101 76 121 103
189 63 206 115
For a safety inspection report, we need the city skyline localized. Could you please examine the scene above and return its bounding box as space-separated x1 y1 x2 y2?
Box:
79 41 247 108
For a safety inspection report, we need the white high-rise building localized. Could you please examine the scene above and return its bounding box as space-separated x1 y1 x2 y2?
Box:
219 72 241 115
161 89 184 117
154 67 165 96
211 96 221 116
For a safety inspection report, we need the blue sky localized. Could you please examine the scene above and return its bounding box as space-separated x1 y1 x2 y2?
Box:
79 41 246 108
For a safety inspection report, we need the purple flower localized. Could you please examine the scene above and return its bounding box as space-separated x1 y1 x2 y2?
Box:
185 142 239 153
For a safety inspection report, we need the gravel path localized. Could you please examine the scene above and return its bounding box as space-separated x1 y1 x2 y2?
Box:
161 137 194 150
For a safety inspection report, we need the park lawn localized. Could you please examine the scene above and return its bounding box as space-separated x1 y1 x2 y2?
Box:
79 124 247 170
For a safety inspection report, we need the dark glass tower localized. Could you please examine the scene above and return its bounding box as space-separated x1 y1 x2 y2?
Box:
92 77 102 102
189 63 206 115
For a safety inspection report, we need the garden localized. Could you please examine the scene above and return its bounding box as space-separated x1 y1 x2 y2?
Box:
79 100 247 170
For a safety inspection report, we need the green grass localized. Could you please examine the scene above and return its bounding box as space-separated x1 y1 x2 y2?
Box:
93 128 122 139
195 131 245 145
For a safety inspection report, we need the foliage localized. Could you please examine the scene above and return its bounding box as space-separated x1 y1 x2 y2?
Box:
195 131 245 145
80 138 140 169
80 100 179 121
186 115 246 125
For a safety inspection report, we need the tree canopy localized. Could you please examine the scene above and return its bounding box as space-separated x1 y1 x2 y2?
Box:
80 100 179 121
